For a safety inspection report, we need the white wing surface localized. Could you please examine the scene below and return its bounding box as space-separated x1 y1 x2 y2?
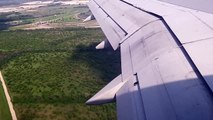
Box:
86 0 213 119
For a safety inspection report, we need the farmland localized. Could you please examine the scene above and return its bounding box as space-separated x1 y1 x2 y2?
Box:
0 28 120 120
0 1 98 30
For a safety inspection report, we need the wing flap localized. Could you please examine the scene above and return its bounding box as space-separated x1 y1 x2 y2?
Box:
120 42 134 80
116 76 146 120
88 0 126 50
86 75 124 105
87 0 213 119
119 18 213 119
93 0 157 34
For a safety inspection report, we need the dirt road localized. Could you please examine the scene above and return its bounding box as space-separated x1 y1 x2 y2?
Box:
0 71 17 120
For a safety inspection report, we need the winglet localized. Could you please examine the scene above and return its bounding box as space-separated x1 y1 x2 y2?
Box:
86 75 125 105
83 15 95 22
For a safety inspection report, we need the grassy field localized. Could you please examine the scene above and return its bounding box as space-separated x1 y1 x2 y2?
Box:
0 83 12 120
32 5 89 23
19 5 88 23
0 28 120 120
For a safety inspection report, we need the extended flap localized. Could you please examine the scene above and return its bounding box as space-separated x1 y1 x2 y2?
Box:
86 75 125 105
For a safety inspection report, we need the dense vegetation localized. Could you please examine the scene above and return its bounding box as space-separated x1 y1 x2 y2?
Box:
0 28 121 120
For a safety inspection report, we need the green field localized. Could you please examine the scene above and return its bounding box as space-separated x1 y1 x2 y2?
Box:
0 28 120 120
0 83 12 120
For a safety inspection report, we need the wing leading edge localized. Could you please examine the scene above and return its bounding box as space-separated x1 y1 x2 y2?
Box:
86 0 213 120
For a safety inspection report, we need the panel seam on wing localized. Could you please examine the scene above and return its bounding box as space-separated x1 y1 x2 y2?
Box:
92 0 128 36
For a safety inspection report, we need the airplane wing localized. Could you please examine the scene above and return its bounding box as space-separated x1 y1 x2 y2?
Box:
86 0 213 119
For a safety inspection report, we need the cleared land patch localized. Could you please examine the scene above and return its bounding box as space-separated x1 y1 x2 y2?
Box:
0 3 98 30
0 28 120 120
